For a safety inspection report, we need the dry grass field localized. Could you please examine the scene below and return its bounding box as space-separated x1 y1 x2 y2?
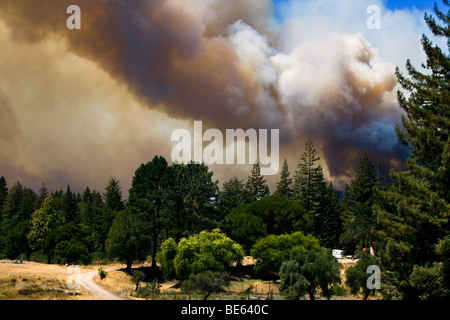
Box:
0 260 124 300
0 259 359 300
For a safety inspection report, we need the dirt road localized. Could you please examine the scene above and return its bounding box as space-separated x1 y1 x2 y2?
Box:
78 268 126 300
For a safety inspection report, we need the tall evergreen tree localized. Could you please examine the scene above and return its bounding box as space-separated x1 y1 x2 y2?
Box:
319 182 343 249
63 185 79 224
293 138 325 212
245 162 270 202
293 138 327 240
219 176 246 214
1 182 23 231
0 176 7 209
103 176 124 212
275 159 293 199
0 176 8 230
374 1 450 300
35 183 49 208
341 152 378 253
128 156 171 268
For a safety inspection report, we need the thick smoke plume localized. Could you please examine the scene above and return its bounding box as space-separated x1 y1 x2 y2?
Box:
0 0 423 193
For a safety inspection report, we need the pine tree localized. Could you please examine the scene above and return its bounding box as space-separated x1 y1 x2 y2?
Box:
275 159 293 199
1 182 23 231
63 185 79 224
35 183 49 208
341 152 378 253
374 1 450 300
0 176 7 228
0 176 7 208
245 162 270 202
293 138 326 211
319 182 343 249
219 176 246 214
293 138 327 240
103 177 124 213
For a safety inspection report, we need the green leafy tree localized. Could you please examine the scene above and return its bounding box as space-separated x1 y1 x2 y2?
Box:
27 196 66 263
4 221 31 260
280 247 341 300
345 253 381 300
157 238 178 280
224 195 311 252
224 207 266 253
245 162 270 202
409 262 448 300
341 152 378 253
54 238 91 265
166 162 219 240
44 223 94 264
182 271 229 300
374 1 450 300
131 270 146 292
279 260 309 300
127 156 171 268
275 159 293 199
173 229 244 279
105 209 151 271
98 267 108 280
251 232 320 274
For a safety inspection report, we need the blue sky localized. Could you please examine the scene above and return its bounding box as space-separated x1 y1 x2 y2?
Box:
272 0 437 21
382 0 435 11
273 0 436 10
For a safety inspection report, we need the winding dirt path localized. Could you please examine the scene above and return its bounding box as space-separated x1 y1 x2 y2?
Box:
78 268 127 300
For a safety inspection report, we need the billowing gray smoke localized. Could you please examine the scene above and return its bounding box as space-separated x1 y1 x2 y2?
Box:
0 0 416 192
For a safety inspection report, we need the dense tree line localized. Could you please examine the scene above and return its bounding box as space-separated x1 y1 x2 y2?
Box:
0 146 345 267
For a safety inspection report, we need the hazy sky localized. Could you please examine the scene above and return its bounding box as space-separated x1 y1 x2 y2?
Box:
0 0 446 196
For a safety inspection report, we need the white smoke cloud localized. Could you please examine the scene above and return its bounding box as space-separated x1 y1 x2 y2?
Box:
0 0 441 193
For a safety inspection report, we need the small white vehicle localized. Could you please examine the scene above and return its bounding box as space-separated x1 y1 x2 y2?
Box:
332 249 344 259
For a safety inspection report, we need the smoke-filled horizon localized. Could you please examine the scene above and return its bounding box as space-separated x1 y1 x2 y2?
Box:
0 0 441 196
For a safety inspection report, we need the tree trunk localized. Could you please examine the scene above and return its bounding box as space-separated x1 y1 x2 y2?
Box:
306 284 316 300
152 228 158 269
363 290 370 301
307 286 316 300
126 259 133 272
